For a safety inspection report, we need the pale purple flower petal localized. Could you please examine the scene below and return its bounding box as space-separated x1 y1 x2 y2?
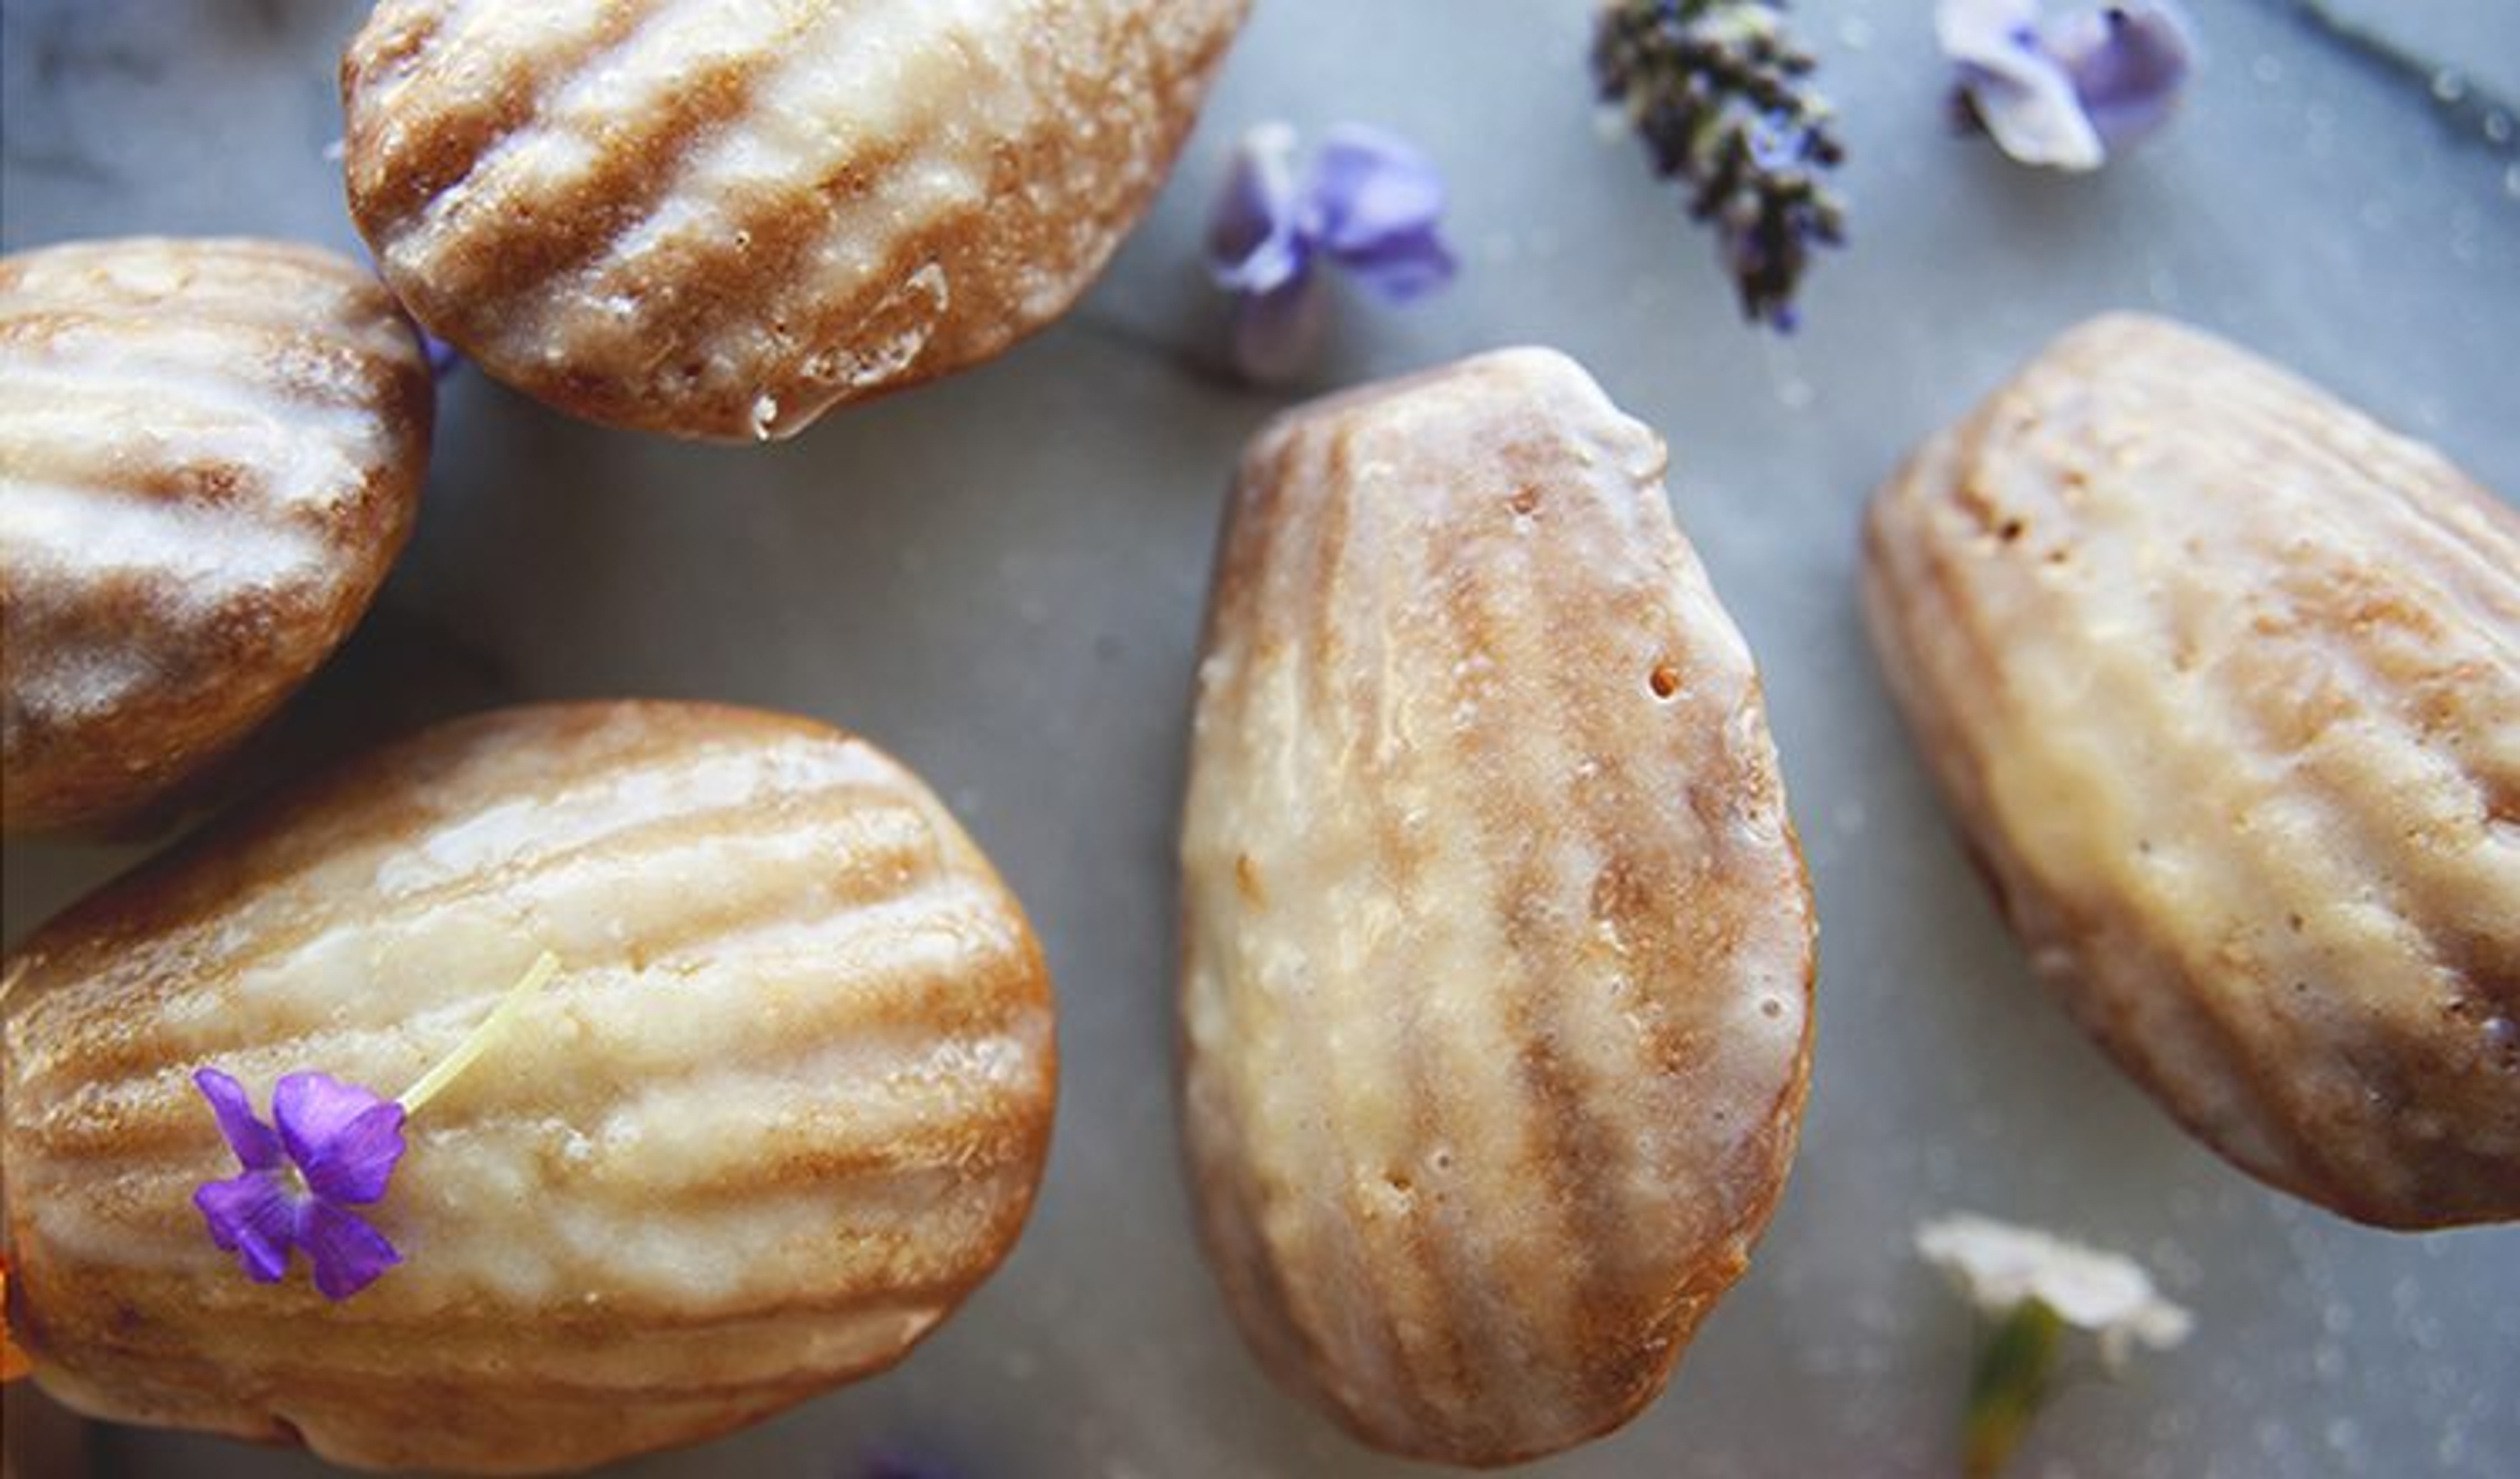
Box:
2053 3 2195 149
273 1072 406 1205
1941 0 2103 170
304 1107 407 1207
1205 121 1455 381
1333 225 1457 304
303 1099 406 1205
1208 122 1307 296
298 1201 403 1301
1973 60 2105 170
194 1067 281 1171
1301 126 1448 260
194 1171 295 1283
1940 0 2196 171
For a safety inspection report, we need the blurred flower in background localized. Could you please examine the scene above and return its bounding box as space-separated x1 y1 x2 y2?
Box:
1918 1213 2194 1478
1206 122 1458 383
1940 0 2198 170
1591 0 1847 332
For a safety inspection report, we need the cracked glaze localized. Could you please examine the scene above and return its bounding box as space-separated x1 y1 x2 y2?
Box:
1864 313 2520 1230
1 702 1056 1472
0 236 430 836
1179 349 1816 1466
341 0 1247 440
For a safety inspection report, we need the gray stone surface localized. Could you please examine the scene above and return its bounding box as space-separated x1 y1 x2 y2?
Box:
2317 0 2520 104
4 1 2517 1476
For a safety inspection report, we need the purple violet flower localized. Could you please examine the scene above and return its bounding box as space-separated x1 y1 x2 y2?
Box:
419 329 464 381
1207 121 1458 383
192 1069 407 1300
184 954 558 1303
1939 1 2198 171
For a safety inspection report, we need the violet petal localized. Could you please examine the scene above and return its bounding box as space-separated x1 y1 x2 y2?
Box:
302 1100 408 1207
194 1170 296 1283
1208 122 1307 295
297 1201 402 1301
1958 59 2105 171
1939 0 2105 169
1230 272 1329 385
193 1067 282 1171
272 1072 406 1205
1299 125 1448 259
1330 223 1458 304
2052 3 2196 150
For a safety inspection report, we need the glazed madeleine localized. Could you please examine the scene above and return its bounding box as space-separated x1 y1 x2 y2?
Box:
1864 312 2520 1229
0 236 431 835
1180 349 1816 1465
341 0 1247 440
0 702 1055 1473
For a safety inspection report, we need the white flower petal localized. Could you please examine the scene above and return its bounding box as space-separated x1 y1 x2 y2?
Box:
1917 1213 2194 1359
1936 0 2044 66
1938 0 2110 171
1967 62 2107 171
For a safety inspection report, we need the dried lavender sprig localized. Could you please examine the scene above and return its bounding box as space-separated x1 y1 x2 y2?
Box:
1592 0 1847 330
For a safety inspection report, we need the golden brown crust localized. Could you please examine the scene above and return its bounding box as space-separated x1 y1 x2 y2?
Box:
341 0 1248 441
1862 312 2520 1230
0 236 432 836
1 701 1057 1472
1179 349 1817 1465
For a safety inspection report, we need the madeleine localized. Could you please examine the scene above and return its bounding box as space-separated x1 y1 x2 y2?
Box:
341 0 1247 439
1 236 430 835
1179 349 1817 1465
1864 313 2520 1229
1 702 1056 1472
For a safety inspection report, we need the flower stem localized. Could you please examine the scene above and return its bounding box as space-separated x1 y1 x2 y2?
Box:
1962 1297 2066 1479
398 952 560 1115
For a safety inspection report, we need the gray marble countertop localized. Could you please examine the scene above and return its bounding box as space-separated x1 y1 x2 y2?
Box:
5 1 2517 1476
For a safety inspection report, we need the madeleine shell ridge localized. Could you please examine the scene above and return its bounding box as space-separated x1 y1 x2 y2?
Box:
341 0 1248 440
0 236 432 836
1179 349 1818 1466
1862 312 2520 1229
0 702 1057 1473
